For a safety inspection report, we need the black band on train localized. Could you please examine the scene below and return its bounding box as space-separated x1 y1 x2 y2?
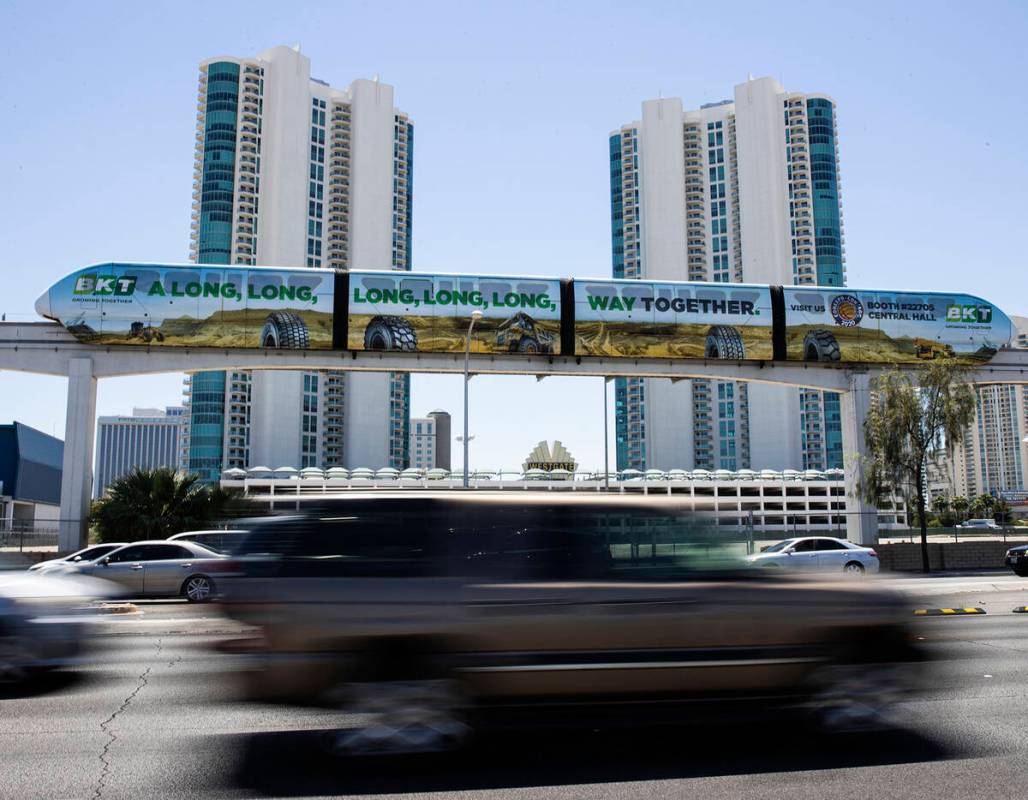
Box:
770 285 786 361
560 279 575 357
333 271 349 351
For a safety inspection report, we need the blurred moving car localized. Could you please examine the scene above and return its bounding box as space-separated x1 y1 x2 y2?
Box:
1004 544 1028 576
219 493 918 755
956 518 1001 530
0 572 114 684
50 541 226 601
28 543 127 573
746 537 879 575
168 529 248 555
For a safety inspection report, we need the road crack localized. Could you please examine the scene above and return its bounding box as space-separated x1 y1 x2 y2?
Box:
92 639 162 800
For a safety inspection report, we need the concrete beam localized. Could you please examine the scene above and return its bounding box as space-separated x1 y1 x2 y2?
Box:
841 371 877 546
58 357 96 553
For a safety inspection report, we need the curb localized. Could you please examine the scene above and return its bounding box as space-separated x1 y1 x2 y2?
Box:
913 607 986 616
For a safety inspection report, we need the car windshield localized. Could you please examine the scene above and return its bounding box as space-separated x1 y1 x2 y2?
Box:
68 545 119 561
762 539 796 553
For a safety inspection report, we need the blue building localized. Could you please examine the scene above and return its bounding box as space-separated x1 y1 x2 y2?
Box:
0 422 63 531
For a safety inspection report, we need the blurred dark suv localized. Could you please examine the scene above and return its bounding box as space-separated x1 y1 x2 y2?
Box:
219 493 919 754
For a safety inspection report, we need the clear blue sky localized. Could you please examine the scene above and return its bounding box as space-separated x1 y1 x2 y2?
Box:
1 0 1026 471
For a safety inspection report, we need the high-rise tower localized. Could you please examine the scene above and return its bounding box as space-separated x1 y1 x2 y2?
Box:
610 77 845 472
184 46 412 480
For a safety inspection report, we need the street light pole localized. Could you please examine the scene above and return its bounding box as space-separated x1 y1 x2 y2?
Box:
463 310 483 489
603 377 610 491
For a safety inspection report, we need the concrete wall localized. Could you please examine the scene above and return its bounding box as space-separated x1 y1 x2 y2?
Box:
877 538 1028 572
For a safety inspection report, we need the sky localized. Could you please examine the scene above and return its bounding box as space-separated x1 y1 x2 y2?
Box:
1 0 1026 472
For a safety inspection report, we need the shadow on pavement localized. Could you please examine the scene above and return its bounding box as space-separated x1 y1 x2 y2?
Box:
222 722 964 797
0 669 92 700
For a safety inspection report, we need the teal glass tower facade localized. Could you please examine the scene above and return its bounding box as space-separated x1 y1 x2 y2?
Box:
808 97 843 469
188 61 239 481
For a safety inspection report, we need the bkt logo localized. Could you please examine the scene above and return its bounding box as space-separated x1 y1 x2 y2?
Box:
946 304 992 324
72 274 137 296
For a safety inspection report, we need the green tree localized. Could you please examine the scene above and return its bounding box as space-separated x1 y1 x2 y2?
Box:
994 499 1012 526
90 467 238 543
931 495 950 515
951 495 969 523
862 361 977 573
931 494 955 527
969 493 996 520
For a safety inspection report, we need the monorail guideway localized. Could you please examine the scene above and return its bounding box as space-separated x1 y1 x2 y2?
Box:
5 263 1025 551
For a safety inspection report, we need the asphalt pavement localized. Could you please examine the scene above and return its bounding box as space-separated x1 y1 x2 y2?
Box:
3 578 1028 800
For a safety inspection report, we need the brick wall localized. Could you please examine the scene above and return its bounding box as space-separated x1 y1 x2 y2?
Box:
877 539 1028 572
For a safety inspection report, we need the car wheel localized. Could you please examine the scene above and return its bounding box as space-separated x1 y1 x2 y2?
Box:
327 679 471 756
704 325 746 359
803 329 841 362
363 316 418 351
182 575 214 603
807 662 911 733
1014 569 1028 578
260 311 310 349
843 561 865 576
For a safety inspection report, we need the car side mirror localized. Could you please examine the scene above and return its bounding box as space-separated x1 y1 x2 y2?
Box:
99 557 111 567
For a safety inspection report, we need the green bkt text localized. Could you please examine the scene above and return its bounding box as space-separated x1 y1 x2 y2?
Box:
145 281 317 304
73 275 137 296
946 304 992 324
353 287 555 311
587 295 756 315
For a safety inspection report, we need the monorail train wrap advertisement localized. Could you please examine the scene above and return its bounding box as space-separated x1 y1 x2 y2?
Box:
37 263 335 349
574 279 774 359
347 271 562 354
782 287 1015 364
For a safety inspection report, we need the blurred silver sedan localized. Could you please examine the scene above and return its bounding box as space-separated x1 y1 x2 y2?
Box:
0 572 115 684
28 543 127 573
50 540 227 601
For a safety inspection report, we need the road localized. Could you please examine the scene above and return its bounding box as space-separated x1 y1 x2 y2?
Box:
3 579 1028 800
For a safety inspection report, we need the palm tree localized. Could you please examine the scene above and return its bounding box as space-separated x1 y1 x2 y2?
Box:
951 495 969 523
969 493 997 520
90 467 238 543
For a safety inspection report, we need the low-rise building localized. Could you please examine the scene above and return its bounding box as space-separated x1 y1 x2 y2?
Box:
0 422 63 536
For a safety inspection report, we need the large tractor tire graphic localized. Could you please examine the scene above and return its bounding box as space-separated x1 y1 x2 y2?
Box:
803 329 841 362
517 337 540 353
261 311 310 349
364 316 418 351
705 325 746 359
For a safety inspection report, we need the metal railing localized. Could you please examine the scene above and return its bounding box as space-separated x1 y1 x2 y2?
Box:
0 520 64 552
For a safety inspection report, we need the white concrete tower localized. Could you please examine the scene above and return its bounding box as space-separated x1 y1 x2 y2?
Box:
610 77 845 472
184 46 412 480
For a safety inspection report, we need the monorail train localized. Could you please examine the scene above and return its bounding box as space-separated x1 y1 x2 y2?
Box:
35 263 1016 365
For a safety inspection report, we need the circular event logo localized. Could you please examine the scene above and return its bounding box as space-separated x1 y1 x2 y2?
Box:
830 294 864 327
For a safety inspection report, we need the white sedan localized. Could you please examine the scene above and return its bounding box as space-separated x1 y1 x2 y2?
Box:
746 537 879 575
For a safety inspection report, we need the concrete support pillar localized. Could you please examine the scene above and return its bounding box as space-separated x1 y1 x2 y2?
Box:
59 358 96 553
841 370 877 546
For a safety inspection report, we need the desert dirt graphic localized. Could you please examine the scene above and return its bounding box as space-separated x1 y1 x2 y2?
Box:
349 311 559 354
76 308 334 349
785 324 995 365
576 320 773 359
